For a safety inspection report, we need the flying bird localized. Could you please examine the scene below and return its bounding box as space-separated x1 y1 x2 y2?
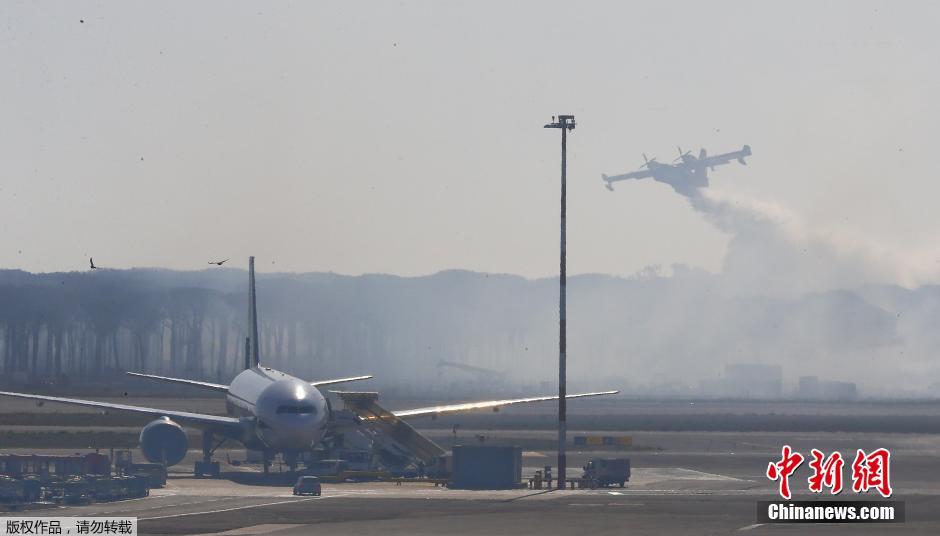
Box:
208 259 229 266
89 258 98 270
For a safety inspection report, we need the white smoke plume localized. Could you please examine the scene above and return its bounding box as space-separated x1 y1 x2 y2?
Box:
687 188 940 296
573 183 940 396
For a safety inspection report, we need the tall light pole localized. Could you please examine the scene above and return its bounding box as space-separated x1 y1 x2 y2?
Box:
544 114 575 489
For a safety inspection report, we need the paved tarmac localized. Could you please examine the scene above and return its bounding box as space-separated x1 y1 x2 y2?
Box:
19 430 938 535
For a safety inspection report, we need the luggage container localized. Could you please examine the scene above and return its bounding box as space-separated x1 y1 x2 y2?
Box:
450 446 522 490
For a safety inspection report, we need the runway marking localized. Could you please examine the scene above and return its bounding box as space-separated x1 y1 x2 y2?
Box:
567 502 643 507
138 493 355 521
207 524 304 535
641 467 746 482
64 495 178 516
738 524 764 531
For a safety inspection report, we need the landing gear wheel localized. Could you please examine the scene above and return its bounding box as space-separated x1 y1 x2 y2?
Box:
195 430 222 478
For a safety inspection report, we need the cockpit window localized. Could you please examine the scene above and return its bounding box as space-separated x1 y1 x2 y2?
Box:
276 405 317 415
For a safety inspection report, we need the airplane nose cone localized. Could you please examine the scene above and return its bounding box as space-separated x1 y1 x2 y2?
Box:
255 379 328 449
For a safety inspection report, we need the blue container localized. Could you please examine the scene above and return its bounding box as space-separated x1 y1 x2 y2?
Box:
451 446 522 490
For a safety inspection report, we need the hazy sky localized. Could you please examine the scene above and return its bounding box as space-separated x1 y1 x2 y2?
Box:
3 1 939 280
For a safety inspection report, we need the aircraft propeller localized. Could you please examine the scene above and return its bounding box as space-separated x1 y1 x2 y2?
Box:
640 153 658 169
673 146 692 163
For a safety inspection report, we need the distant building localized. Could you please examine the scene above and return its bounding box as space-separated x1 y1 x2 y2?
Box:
798 376 820 398
819 381 857 401
724 363 783 398
699 363 783 399
796 375 857 401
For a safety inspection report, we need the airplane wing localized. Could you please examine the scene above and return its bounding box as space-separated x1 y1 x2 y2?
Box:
126 372 229 393
700 145 752 168
0 390 241 430
311 375 373 387
125 371 373 392
391 390 619 419
603 170 653 184
328 390 617 467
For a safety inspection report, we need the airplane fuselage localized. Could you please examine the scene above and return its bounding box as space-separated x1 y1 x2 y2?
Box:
646 161 709 196
225 366 329 452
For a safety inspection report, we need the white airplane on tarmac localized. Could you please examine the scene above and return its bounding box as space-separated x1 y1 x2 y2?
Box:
0 258 618 476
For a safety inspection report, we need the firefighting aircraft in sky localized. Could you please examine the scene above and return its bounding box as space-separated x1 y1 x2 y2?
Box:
603 145 752 196
0 258 617 475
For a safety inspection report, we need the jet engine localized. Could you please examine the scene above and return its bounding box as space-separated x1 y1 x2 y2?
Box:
139 417 188 466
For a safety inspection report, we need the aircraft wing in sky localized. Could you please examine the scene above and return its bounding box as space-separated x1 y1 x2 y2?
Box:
602 170 653 190
699 144 752 168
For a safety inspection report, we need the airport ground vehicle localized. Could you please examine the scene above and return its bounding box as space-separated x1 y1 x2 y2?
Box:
582 458 630 488
0 476 41 503
127 463 167 488
293 475 321 496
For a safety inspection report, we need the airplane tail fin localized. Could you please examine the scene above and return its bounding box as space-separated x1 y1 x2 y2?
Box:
244 337 251 370
738 144 752 165
699 148 707 159
247 256 260 368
